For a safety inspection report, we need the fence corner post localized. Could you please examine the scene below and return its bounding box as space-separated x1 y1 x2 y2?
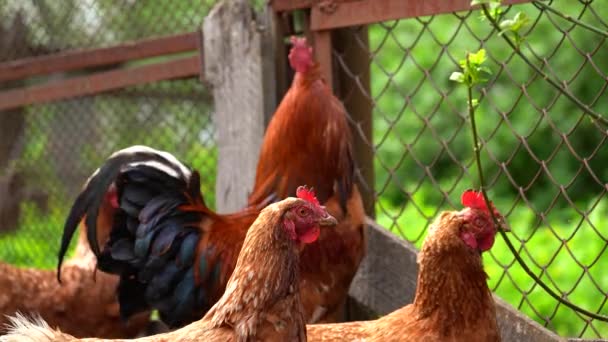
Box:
202 0 274 212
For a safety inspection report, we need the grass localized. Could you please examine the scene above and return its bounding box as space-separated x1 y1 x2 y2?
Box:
0 202 73 269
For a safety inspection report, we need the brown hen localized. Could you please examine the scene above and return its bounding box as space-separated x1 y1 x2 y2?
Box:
306 190 504 342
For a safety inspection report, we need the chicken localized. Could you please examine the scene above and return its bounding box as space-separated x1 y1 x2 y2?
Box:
248 36 366 323
306 190 504 342
1 189 338 342
0 192 150 338
55 36 364 328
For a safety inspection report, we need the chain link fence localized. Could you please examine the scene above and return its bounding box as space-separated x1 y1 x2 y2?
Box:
0 1 216 268
1 0 607 339
334 0 608 338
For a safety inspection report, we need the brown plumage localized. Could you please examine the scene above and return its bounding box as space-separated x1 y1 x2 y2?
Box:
306 190 503 342
1 193 338 342
0 195 150 338
248 36 366 323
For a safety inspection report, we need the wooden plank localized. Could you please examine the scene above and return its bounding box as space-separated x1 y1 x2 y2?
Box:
348 219 567 342
334 27 375 217
0 56 200 111
271 0 311 12
260 4 279 127
311 0 533 30
204 0 268 213
312 30 333 89
0 32 199 83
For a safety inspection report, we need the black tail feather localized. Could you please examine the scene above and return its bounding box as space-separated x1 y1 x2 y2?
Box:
57 146 192 282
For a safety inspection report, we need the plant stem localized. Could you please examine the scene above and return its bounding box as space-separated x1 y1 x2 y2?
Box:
533 0 608 38
465 62 608 322
481 4 608 128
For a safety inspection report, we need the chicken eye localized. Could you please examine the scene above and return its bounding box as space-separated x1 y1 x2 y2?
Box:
298 208 309 217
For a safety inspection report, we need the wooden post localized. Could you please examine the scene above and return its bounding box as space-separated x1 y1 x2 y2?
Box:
203 0 275 212
333 27 375 218
312 30 333 89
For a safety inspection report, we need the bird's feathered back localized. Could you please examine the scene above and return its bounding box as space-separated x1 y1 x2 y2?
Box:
58 146 254 327
247 55 355 211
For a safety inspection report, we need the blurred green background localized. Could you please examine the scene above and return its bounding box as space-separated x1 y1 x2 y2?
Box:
0 0 606 339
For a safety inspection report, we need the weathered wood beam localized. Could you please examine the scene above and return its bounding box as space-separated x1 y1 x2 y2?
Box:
0 56 200 111
310 0 533 30
0 32 199 83
312 30 333 89
204 0 272 213
271 0 312 12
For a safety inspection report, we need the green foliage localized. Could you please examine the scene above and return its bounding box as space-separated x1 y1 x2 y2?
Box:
498 11 530 46
449 49 492 88
474 0 530 47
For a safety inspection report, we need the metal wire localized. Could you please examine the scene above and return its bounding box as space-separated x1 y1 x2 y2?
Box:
0 1 216 269
334 0 608 338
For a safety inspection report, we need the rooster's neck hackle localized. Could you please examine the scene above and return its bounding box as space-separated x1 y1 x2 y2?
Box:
293 63 322 88
413 211 496 332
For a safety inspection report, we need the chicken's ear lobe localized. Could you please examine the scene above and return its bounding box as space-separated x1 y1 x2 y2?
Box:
282 215 297 241
460 231 478 250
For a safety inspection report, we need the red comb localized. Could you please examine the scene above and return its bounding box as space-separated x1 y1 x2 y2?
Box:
296 186 320 206
461 189 489 211
461 189 507 230
290 36 308 48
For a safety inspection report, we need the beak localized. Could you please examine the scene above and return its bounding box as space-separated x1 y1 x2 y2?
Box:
494 214 510 232
318 213 338 227
499 220 511 232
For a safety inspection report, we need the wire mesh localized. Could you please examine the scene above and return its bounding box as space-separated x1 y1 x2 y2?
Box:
333 0 608 338
0 80 216 268
0 0 215 58
0 1 216 269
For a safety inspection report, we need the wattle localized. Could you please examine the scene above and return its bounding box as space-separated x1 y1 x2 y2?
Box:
299 226 320 244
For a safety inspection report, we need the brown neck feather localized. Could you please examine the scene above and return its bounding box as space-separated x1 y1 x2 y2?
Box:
413 223 494 332
294 63 322 87
206 205 302 333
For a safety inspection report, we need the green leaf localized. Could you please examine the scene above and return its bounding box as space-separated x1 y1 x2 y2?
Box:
479 66 493 75
468 49 487 65
450 72 465 83
499 12 529 33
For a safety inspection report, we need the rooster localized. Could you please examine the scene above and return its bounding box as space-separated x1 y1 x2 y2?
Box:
1 190 338 342
56 36 364 328
0 194 150 338
249 36 366 323
306 190 505 342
